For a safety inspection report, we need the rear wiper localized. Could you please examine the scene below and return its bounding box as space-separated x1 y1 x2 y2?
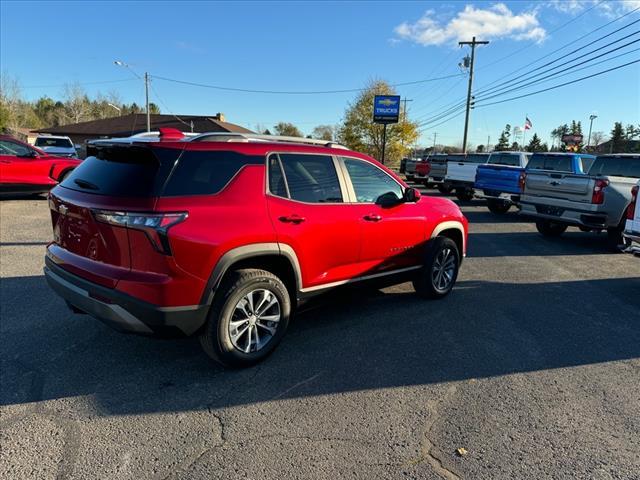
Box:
73 178 99 190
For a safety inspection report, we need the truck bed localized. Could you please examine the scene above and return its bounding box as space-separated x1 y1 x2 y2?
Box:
475 164 524 196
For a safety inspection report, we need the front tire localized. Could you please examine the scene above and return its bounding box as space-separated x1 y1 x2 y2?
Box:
486 199 511 214
437 184 453 194
535 219 567 237
200 269 291 368
413 237 460 299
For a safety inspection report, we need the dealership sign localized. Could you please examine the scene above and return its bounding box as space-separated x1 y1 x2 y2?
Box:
373 95 401 124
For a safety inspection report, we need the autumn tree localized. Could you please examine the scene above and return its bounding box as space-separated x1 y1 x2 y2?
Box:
337 80 418 166
274 122 303 137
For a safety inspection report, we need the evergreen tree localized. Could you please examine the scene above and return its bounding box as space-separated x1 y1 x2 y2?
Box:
495 124 511 150
526 133 545 152
610 122 625 153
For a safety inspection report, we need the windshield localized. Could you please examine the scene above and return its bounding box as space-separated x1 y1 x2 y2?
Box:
35 137 74 149
588 155 640 178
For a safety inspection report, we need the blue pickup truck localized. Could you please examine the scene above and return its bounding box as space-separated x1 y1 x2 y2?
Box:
474 152 531 213
475 152 595 214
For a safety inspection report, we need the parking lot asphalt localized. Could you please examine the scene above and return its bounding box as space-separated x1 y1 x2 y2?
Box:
1 188 639 480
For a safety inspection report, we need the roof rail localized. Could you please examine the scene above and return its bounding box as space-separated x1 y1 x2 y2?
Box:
188 132 349 149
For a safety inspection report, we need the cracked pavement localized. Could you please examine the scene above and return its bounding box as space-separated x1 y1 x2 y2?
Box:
1 190 639 479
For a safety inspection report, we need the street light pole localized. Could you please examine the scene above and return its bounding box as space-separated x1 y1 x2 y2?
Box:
459 37 489 154
107 103 121 116
114 60 151 132
587 114 598 150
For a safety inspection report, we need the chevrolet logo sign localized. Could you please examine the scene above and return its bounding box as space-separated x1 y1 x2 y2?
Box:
378 98 397 107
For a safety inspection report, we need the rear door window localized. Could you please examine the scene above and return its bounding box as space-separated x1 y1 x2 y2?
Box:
342 157 404 203
588 156 640 178
275 153 343 203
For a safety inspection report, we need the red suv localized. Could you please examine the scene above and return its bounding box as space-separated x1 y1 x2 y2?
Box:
44 131 468 367
0 135 80 195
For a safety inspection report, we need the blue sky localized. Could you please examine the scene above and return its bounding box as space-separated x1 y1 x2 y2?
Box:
1 0 639 148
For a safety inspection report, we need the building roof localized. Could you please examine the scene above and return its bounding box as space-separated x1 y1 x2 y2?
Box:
35 113 253 137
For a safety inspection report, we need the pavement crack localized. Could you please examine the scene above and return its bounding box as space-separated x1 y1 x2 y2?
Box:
270 371 323 400
409 384 461 480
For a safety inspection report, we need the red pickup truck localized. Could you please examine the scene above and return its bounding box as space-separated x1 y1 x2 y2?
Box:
0 135 81 195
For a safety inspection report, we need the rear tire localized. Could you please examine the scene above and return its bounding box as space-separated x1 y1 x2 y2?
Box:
413 237 460 300
200 269 291 368
437 184 453 194
535 219 567 237
607 224 629 253
486 199 511 214
455 188 474 202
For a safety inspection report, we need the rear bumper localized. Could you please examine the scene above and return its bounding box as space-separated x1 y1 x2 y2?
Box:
44 257 209 337
519 200 612 229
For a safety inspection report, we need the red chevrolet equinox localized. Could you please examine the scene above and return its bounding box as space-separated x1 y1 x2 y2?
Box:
45 130 468 367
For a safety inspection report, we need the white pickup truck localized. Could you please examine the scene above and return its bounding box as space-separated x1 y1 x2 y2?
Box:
623 179 640 255
444 153 490 201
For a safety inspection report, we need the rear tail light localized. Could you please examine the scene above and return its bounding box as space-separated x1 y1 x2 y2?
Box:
591 178 609 205
627 185 638 220
518 172 527 192
416 162 431 176
93 210 188 255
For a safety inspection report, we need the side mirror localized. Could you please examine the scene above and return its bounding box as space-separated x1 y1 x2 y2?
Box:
404 187 421 202
375 191 402 208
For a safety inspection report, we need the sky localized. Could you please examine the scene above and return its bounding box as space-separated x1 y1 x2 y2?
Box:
1 0 639 148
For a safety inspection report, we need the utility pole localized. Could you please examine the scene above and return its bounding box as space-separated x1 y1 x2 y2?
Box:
459 37 489 154
432 132 437 153
402 98 413 122
144 72 151 132
400 98 413 149
587 114 598 150
487 135 491 152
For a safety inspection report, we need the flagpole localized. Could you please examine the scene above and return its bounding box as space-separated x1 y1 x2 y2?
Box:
523 113 527 149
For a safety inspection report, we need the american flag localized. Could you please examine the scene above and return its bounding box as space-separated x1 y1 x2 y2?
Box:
524 117 533 130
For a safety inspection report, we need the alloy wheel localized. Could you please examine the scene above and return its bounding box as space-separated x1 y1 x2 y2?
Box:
431 247 457 292
229 289 281 353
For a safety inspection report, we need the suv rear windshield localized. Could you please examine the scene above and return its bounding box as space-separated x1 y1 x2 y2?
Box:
61 146 263 197
527 154 574 172
35 137 73 148
588 155 640 178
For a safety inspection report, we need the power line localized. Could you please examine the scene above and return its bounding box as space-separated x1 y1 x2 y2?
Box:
475 58 640 108
414 12 640 125
150 72 465 95
475 35 640 103
477 0 607 72
475 20 640 98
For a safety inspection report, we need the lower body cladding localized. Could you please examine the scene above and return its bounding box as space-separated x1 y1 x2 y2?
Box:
519 201 611 229
44 257 209 337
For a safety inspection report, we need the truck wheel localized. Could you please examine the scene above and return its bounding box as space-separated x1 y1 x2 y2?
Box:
200 269 291 368
535 219 567 237
437 184 452 194
413 236 460 300
607 225 629 253
486 199 511 214
455 189 474 202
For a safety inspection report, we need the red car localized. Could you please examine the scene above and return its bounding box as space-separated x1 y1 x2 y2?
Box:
44 130 468 367
0 135 80 195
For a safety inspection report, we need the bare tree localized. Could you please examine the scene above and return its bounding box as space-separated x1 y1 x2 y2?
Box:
62 82 89 124
590 131 606 147
312 124 335 141
0 73 22 131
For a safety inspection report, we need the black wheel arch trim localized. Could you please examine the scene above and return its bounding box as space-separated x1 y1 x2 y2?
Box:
200 243 303 305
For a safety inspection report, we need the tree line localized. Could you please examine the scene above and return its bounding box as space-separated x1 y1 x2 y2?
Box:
0 76 160 132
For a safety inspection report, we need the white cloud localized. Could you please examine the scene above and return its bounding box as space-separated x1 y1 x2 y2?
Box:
394 3 546 46
547 0 640 18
